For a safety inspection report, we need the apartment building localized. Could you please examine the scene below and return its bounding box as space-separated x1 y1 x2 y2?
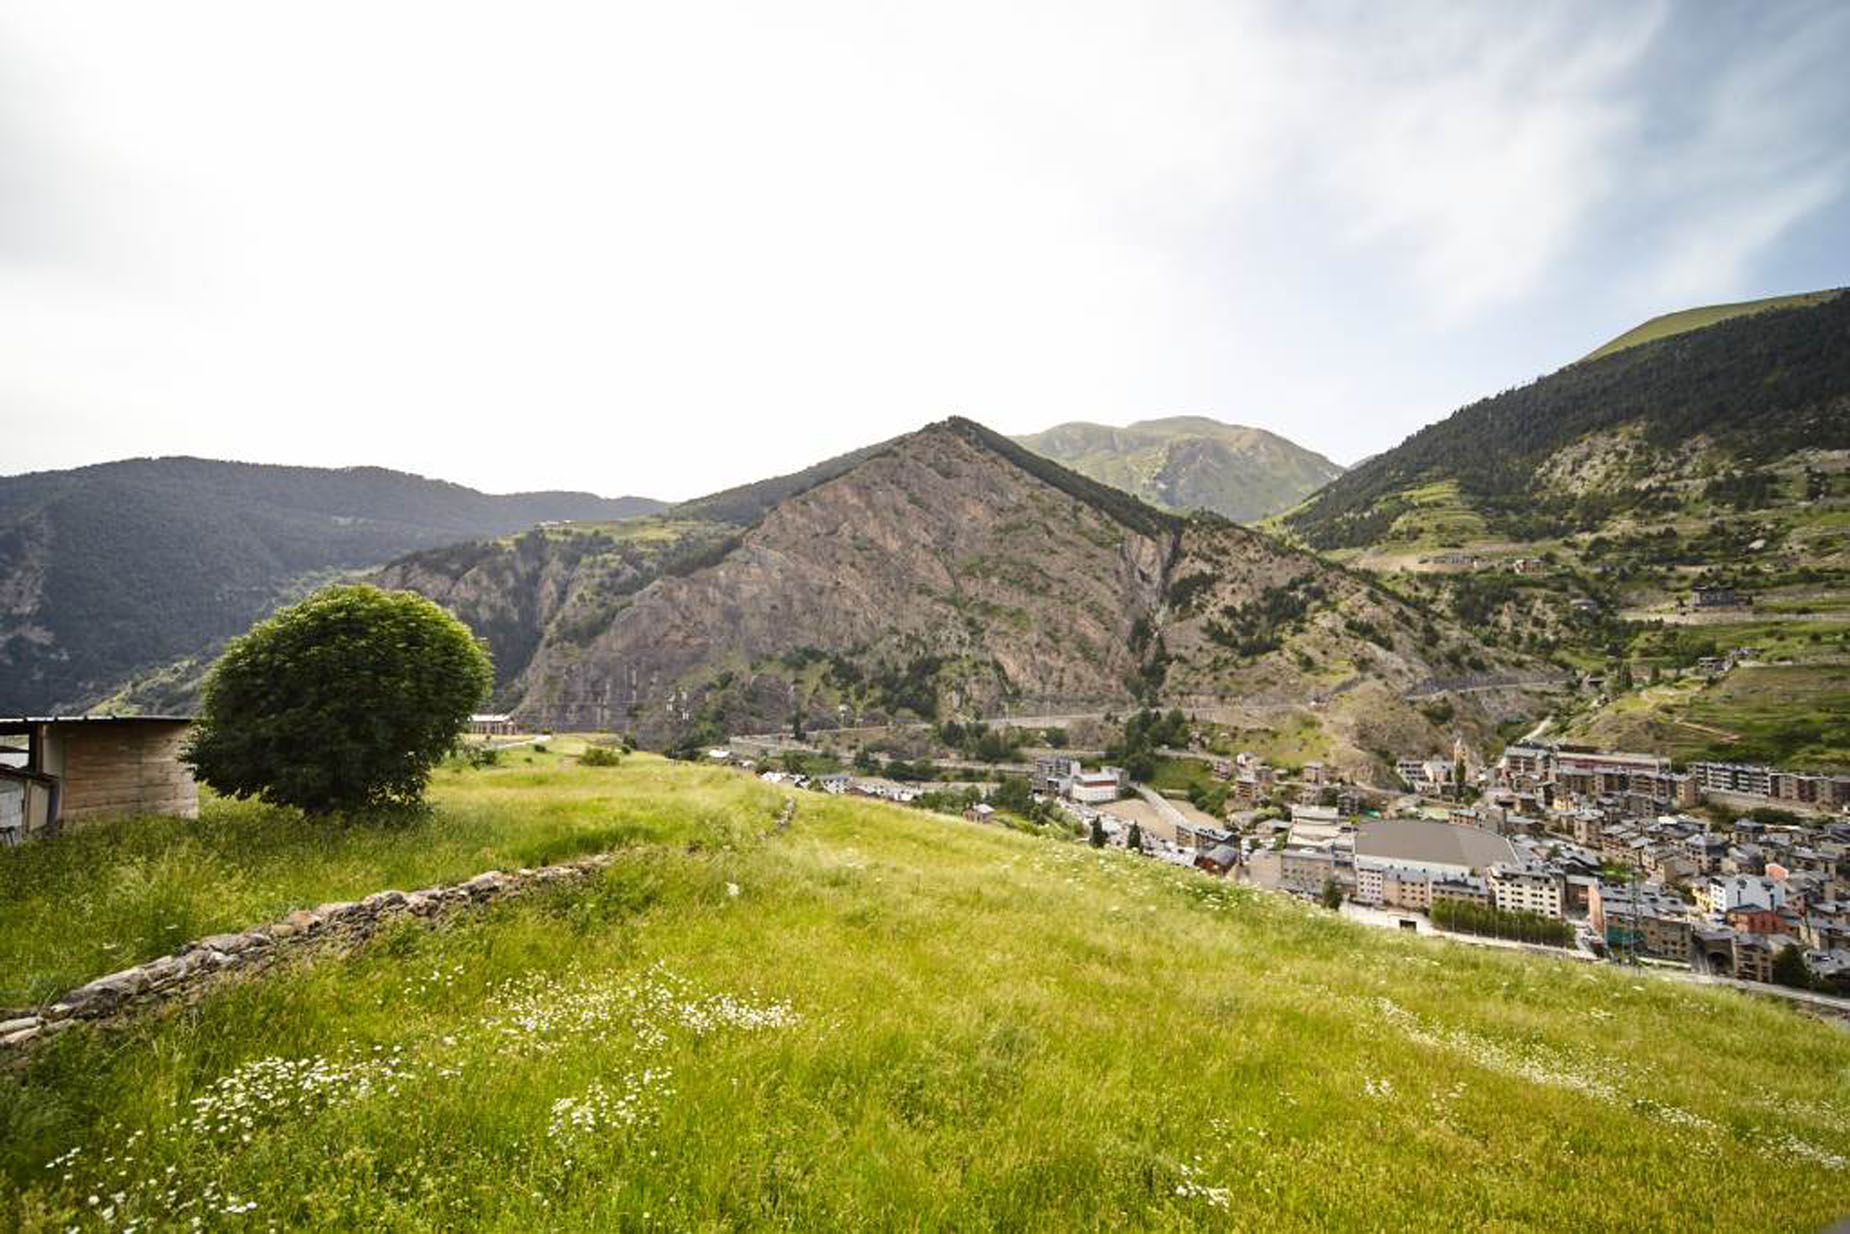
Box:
1487 863 1565 919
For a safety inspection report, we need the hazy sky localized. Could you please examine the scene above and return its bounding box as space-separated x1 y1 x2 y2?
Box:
5 2 1849 499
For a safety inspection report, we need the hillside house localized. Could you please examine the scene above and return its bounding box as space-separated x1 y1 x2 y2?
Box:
1691 586 1748 609
0 716 198 842
1195 843 1240 876
467 713 517 736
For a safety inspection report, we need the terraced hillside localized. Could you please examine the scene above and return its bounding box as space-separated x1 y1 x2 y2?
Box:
1273 290 1850 766
2 754 1845 1230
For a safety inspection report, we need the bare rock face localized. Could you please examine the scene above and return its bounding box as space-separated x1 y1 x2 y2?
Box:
516 423 1177 738
372 415 1556 760
372 519 737 702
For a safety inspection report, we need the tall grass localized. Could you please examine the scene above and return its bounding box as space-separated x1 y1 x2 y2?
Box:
0 750 785 1005
3 757 1848 1229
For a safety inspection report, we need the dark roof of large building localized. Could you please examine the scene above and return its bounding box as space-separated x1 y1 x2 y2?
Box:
1354 820 1517 871
0 715 193 727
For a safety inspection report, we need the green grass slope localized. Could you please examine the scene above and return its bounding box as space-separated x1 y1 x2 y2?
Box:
1581 289 1842 362
1015 415 1344 523
4 755 1847 1229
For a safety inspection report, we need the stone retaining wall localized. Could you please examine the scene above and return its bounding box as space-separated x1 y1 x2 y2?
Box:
2 796 800 1058
0 854 618 1056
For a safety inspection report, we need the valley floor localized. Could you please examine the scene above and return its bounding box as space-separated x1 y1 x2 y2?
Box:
4 754 1849 1230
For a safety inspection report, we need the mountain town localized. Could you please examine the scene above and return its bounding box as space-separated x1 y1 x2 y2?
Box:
6 4 1850 1230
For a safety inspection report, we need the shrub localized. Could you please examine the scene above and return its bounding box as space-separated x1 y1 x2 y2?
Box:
579 745 623 767
185 584 492 815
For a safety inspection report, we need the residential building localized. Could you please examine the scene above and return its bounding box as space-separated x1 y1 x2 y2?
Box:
1696 874 1789 917
1196 844 1241 876
1690 761 1850 812
1488 863 1565 919
1033 757 1125 804
1589 881 1692 960
1498 743 1697 810
1280 845 1340 896
1430 876 1492 909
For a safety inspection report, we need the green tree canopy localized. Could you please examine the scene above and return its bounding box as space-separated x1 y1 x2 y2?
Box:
1771 943 1813 990
185 584 492 814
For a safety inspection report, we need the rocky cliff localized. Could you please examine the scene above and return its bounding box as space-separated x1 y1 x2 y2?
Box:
388 418 1546 771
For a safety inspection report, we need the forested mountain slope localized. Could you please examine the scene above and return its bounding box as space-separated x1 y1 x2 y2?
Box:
1277 290 1850 770
0 458 661 713
1015 416 1343 522
1284 289 1849 552
1580 289 1842 363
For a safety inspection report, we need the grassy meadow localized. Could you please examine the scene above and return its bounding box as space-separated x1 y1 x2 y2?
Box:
4 754 1850 1229
0 743 781 1007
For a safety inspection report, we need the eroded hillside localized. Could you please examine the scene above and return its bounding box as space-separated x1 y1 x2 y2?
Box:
382 418 1552 777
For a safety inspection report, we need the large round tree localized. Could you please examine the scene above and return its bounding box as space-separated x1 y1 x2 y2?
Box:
186 584 493 814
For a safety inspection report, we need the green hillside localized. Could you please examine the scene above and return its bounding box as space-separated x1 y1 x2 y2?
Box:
0 460 663 715
1278 289 1850 770
1015 416 1344 523
1284 288 1850 555
4 753 1846 1229
1581 289 1842 362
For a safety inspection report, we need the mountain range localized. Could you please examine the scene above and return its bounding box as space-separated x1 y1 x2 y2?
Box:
9 288 1847 776
1013 416 1343 522
377 418 1544 778
0 459 662 714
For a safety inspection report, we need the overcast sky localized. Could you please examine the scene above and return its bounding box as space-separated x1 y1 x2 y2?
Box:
4 1 1849 500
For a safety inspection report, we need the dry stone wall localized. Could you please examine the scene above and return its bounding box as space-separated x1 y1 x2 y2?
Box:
0 854 615 1058
2 795 800 1058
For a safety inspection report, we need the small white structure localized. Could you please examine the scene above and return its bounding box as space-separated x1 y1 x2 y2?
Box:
1033 756 1125 803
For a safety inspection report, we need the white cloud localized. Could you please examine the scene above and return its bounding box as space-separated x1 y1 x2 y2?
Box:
1296 3 1666 320
1631 3 1850 309
1 1 1845 489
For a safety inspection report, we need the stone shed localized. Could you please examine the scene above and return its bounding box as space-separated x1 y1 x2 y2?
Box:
0 716 198 843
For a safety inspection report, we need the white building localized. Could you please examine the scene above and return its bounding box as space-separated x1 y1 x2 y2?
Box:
1696 874 1789 916
1487 863 1565 919
1034 756 1125 804
1074 767 1124 804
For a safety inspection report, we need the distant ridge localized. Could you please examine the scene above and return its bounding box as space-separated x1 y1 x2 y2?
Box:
1580 289 1843 363
379 415 1542 777
0 457 663 713
1284 288 1850 552
1013 415 1343 522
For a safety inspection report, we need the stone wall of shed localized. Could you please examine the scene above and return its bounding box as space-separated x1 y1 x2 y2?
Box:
56 724 199 823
